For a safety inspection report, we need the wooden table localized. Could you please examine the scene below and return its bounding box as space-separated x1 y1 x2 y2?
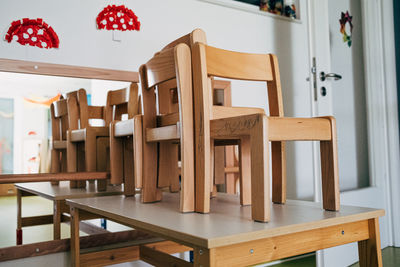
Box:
67 193 384 267
15 181 123 245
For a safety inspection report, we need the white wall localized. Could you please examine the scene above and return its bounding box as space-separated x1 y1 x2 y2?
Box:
0 0 315 199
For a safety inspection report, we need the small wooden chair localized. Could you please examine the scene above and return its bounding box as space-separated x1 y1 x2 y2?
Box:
66 89 109 190
192 43 340 222
50 96 68 185
108 83 141 196
140 43 195 212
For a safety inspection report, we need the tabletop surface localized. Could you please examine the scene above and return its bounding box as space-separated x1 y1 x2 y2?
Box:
15 181 123 200
67 193 384 248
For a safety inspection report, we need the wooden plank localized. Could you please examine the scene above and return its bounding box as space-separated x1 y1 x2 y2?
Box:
70 207 80 267
205 45 273 81
211 220 370 267
0 58 139 82
21 215 54 227
358 218 383 267
192 42 212 214
0 172 109 184
268 117 332 141
0 230 155 262
212 106 265 120
140 245 192 267
157 112 180 126
146 124 180 142
320 116 340 211
80 246 139 267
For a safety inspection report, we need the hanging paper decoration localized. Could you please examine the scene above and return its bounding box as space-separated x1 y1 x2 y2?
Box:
96 5 140 31
339 11 353 47
4 18 59 49
24 94 61 107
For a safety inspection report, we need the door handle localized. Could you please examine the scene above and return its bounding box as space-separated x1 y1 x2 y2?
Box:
320 72 342 81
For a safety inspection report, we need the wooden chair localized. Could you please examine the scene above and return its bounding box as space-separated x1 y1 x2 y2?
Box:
50 96 68 185
140 43 195 212
66 89 109 190
192 43 340 222
108 83 141 196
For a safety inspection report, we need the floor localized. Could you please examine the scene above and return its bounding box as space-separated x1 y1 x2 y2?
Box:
0 194 399 267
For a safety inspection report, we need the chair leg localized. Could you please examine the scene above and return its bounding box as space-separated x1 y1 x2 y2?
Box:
320 117 340 211
239 137 251 206
124 138 135 196
195 130 211 214
271 141 286 204
67 131 78 188
213 146 225 186
179 130 195 213
158 142 179 192
110 124 124 185
142 140 162 203
210 139 216 198
50 149 60 185
250 115 270 222
224 145 236 194
96 137 108 191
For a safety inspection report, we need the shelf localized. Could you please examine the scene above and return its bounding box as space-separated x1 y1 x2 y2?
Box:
197 0 302 24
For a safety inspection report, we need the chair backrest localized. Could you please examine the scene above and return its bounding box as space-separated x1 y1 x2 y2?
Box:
50 95 68 141
105 83 140 123
192 42 284 118
154 29 207 121
67 88 108 130
140 44 193 132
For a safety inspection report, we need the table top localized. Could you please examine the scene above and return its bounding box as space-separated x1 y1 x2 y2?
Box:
67 193 384 249
15 181 123 200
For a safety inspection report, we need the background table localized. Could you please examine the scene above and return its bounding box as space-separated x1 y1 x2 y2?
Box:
15 181 123 245
67 193 384 266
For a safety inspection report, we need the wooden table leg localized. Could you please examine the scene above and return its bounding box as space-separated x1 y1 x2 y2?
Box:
53 200 61 240
70 207 80 267
358 218 383 267
16 189 22 245
194 247 215 267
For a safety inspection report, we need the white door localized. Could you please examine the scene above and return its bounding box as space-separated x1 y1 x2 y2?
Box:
308 0 391 266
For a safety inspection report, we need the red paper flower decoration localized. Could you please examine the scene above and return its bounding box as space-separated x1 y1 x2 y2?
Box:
4 18 59 49
96 5 140 31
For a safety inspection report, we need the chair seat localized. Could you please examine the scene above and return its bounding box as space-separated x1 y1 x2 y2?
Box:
53 140 67 149
114 119 134 137
70 127 109 142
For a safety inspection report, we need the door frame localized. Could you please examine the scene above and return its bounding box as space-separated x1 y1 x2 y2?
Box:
307 0 400 249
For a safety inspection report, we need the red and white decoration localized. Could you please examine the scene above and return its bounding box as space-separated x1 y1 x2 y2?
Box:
4 18 59 49
96 5 140 31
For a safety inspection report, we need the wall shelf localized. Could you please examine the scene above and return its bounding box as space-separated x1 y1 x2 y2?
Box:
197 0 302 24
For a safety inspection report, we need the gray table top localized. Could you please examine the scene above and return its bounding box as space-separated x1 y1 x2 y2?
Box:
15 181 123 200
67 193 384 249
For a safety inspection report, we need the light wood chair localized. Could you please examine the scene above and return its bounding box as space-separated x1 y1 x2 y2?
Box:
140 43 195 212
108 83 141 196
66 89 109 190
192 43 340 222
50 96 68 185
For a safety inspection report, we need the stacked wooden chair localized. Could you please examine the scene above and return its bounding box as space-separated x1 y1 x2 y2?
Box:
140 43 195 212
66 89 109 190
108 83 142 196
50 96 68 185
191 42 340 222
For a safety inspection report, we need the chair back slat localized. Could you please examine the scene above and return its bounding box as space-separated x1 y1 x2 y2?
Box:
145 48 176 89
105 83 140 124
205 45 273 81
66 90 80 130
53 98 68 118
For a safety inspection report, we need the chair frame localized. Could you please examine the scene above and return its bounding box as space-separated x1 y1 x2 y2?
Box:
192 42 340 222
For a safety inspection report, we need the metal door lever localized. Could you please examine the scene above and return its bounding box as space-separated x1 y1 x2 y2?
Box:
320 72 342 81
